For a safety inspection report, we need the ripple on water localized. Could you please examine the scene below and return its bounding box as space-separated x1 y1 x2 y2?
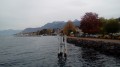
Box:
0 36 120 67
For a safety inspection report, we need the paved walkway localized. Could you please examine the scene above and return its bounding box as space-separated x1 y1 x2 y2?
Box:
68 37 120 44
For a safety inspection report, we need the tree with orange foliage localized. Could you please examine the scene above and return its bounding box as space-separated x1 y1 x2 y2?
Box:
63 20 76 36
80 12 101 34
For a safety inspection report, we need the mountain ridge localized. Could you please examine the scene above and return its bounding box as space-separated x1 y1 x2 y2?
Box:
0 29 22 36
22 19 80 33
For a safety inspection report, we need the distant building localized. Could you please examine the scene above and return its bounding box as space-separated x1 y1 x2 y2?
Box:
75 26 83 37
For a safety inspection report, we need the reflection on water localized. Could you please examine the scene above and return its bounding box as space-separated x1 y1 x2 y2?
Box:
0 36 120 67
80 47 120 67
81 48 105 67
58 58 66 67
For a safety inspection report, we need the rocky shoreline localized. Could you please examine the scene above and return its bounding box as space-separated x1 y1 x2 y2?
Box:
67 37 120 56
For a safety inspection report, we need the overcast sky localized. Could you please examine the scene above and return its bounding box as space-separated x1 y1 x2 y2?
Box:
0 0 120 30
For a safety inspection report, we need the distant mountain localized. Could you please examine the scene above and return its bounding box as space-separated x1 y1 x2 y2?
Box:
41 21 66 29
22 21 66 33
22 19 80 33
73 19 80 26
0 29 22 36
22 28 41 33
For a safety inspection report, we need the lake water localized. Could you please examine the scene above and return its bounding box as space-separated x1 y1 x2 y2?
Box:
0 36 120 67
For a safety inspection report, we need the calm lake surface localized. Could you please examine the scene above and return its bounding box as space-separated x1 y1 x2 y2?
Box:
0 36 120 67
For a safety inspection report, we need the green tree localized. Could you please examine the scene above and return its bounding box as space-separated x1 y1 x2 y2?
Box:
40 29 47 35
99 17 107 35
105 18 120 34
47 29 52 35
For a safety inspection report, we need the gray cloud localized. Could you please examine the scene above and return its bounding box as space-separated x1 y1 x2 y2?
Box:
0 0 120 30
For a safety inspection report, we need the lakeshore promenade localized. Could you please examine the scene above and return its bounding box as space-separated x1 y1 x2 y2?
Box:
68 37 120 44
